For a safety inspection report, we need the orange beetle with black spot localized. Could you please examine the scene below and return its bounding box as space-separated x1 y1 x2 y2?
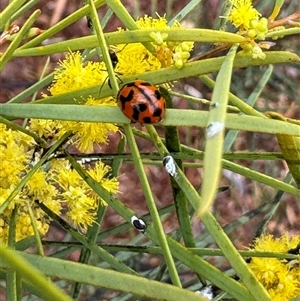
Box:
117 80 166 124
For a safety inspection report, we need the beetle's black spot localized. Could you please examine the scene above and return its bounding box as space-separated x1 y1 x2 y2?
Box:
142 117 152 123
119 90 135 109
152 107 162 117
139 81 152 87
124 82 137 88
154 89 161 100
132 104 148 121
136 103 148 112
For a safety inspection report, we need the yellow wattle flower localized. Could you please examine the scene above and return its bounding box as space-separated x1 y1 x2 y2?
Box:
249 233 300 301
228 0 261 30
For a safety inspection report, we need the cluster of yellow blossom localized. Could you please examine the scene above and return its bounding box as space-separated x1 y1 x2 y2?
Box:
0 123 119 244
0 124 34 188
51 159 119 231
249 233 300 301
30 52 119 153
115 15 194 74
228 0 270 59
0 124 58 242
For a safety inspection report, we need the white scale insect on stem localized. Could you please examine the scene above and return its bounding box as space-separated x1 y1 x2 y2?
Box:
206 121 224 139
163 155 178 178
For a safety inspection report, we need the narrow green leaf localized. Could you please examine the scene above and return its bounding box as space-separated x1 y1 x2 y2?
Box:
1 105 300 137
13 28 246 57
7 52 298 107
0 247 73 301
169 0 204 25
0 250 209 301
200 45 238 215
0 0 27 32
7 73 54 104
18 0 106 49
10 0 41 22
1 51 294 108
0 10 41 72
266 27 300 39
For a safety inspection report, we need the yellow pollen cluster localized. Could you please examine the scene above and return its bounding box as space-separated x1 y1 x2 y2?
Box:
32 52 119 153
249 233 300 301
115 15 194 72
0 125 60 243
228 0 261 30
227 0 271 59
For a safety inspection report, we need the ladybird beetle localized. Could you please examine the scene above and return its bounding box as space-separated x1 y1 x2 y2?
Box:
117 80 166 124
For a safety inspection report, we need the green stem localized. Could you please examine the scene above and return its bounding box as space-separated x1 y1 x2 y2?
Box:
7 207 22 300
8 207 17 247
150 124 205 285
27 203 44 256
162 90 196 250
37 241 299 260
218 0 233 30
6 269 21 301
88 0 119 94
29 151 283 162
123 124 182 287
